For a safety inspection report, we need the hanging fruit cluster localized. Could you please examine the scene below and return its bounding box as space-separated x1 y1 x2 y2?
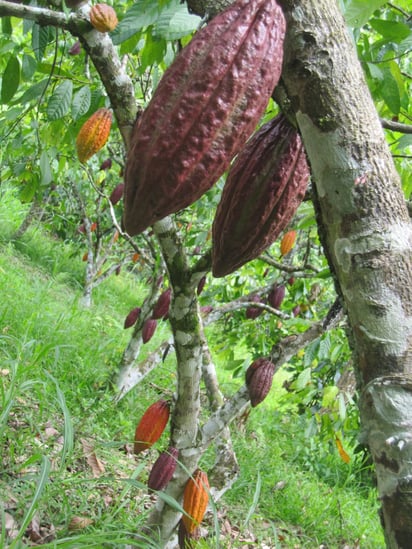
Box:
123 0 287 236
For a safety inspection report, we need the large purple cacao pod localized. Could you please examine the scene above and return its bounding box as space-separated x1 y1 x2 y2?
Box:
212 114 310 277
123 0 286 235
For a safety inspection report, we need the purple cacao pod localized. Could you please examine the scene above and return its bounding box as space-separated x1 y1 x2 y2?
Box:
148 447 179 491
109 183 124 206
245 358 276 407
123 0 286 235
212 114 310 277
246 295 263 319
142 318 157 343
268 284 285 310
124 306 141 329
152 289 172 320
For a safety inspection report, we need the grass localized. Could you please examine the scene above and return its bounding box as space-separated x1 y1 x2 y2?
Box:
0 189 384 548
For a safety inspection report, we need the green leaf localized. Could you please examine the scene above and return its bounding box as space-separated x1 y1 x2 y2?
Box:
369 19 410 42
295 367 312 390
21 54 37 81
47 80 73 121
1 55 20 103
344 0 386 28
72 86 91 121
40 150 52 186
398 34 412 55
19 173 40 203
380 67 401 115
32 24 50 62
111 0 162 44
397 135 412 150
139 30 167 72
153 1 200 40
366 62 383 81
2 16 12 36
16 78 49 104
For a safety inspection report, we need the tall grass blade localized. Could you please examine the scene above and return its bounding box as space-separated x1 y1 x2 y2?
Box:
9 455 51 549
243 469 261 528
44 371 74 469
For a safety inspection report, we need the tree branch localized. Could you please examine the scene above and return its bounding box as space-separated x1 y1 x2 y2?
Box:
381 118 412 134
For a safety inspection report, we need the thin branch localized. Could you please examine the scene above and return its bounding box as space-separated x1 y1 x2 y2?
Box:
381 118 412 134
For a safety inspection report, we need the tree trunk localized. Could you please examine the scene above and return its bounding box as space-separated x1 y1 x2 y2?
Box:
278 1 412 546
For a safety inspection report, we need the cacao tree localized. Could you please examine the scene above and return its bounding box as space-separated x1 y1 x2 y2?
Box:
0 0 411 547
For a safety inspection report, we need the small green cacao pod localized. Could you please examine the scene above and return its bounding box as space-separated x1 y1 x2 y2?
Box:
148 447 179 491
123 0 286 235
212 114 310 277
245 358 276 407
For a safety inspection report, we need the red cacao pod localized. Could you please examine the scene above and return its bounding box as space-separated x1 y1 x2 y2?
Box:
196 276 206 296
152 289 172 320
245 358 276 407
178 520 198 549
292 304 301 317
68 41 81 55
76 108 112 163
148 447 179 491
89 3 118 33
99 158 112 171
134 399 170 454
123 0 286 236
212 114 310 277
109 183 124 205
280 230 297 256
268 284 285 309
124 306 141 329
182 469 209 534
142 318 157 343
246 295 263 319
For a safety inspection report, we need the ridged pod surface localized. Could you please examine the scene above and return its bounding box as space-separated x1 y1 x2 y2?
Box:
123 306 141 329
142 318 157 343
152 289 172 320
268 284 285 309
76 108 112 163
134 399 170 454
212 114 310 277
245 358 276 407
182 469 210 534
123 0 286 235
89 3 118 32
147 446 179 491
280 230 297 256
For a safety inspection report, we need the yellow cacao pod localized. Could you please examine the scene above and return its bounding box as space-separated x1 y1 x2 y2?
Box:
76 108 112 163
89 4 118 33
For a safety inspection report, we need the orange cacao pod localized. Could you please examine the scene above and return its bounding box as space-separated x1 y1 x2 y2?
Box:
123 0 286 235
212 114 310 277
147 446 179 491
245 358 276 407
89 3 118 33
134 399 170 455
280 230 297 256
182 469 209 534
76 108 112 163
